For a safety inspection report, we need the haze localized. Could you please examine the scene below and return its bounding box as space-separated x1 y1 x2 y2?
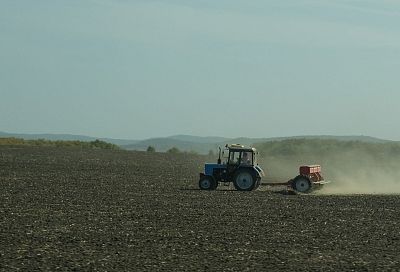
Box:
1 0 400 140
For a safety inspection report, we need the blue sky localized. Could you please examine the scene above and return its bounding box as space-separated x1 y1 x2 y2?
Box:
1 0 400 140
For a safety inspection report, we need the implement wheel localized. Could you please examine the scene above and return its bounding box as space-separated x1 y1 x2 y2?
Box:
233 169 257 191
292 176 312 193
199 176 217 190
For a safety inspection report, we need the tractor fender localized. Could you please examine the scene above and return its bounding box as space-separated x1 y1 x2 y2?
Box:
253 165 265 177
237 166 259 177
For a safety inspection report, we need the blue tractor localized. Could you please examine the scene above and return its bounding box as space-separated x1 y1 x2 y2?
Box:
199 144 265 191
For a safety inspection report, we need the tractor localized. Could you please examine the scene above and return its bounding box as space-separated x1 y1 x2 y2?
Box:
199 144 265 191
199 144 330 193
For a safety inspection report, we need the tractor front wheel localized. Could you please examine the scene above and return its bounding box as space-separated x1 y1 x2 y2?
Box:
233 169 257 191
199 176 217 190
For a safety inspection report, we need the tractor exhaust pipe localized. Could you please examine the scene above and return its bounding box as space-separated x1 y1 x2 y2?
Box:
217 147 221 164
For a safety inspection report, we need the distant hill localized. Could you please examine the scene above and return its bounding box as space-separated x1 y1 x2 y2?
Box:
1 131 391 154
123 135 391 154
240 135 389 144
0 131 138 146
168 135 230 144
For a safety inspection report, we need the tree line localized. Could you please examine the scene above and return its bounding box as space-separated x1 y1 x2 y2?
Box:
0 137 120 150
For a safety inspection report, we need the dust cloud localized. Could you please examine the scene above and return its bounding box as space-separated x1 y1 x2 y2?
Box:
318 149 400 195
257 140 400 195
317 169 400 195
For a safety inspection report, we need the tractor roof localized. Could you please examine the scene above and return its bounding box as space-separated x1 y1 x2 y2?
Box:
226 144 256 152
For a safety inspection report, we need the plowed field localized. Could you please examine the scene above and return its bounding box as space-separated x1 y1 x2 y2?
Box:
1 146 400 271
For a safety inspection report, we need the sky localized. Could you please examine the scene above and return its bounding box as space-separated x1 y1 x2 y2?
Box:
1 0 400 140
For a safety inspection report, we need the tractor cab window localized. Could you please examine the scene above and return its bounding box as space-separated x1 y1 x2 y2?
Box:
228 150 255 165
241 152 252 165
228 151 240 165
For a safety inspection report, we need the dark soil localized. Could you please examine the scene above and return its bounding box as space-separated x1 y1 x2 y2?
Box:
1 146 400 271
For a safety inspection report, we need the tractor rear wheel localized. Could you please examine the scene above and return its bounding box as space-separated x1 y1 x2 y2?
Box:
292 176 312 193
199 176 217 190
233 169 257 191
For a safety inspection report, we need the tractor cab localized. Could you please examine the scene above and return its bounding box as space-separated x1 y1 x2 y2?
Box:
225 144 256 166
199 144 264 191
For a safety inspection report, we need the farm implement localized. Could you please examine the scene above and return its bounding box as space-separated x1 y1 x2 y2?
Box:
199 144 330 193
